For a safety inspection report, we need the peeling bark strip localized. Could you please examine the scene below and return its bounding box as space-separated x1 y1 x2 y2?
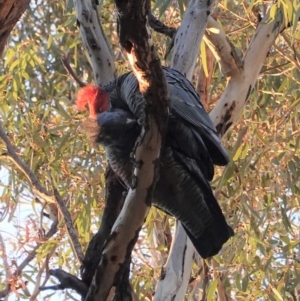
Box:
0 0 30 56
85 0 169 300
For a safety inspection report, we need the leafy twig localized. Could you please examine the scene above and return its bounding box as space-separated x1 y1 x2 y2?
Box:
0 121 83 264
0 123 53 203
0 234 11 299
0 221 58 299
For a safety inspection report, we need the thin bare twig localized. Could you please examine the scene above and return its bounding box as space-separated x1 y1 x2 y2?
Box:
61 55 86 88
213 258 231 301
30 247 55 301
147 14 177 59
273 43 300 70
49 175 84 263
200 259 210 301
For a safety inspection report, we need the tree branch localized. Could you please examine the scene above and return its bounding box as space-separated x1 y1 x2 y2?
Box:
0 123 53 203
0 122 83 265
148 13 176 38
0 234 11 299
85 1 169 300
204 15 242 77
62 55 87 87
39 269 88 297
210 6 290 137
72 0 128 297
81 165 126 286
49 175 84 263
0 0 30 56
154 222 195 301
170 0 216 79
73 0 116 85
196 45 215 110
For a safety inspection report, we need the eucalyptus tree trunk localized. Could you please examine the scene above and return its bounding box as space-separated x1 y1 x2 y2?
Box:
83 1 169 300
73 0 115 85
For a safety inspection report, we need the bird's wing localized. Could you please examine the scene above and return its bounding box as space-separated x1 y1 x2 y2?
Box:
112 67 229 167
163 67 230 166
154 148 234 258
167 116 214 180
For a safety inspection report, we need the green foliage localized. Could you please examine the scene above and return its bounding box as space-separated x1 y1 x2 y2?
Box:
0 0 299 300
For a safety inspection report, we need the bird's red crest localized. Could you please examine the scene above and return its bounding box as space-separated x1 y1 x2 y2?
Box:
76 85 109 118
76 85 100 111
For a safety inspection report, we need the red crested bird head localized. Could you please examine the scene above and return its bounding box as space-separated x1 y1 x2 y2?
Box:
75 85 109 118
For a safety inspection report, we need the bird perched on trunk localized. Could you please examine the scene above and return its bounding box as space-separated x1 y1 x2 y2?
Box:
76 67 233 258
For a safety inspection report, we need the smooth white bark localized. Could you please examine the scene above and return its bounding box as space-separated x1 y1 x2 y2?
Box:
73 0 115 85
155 222 194 301
204 16 241 77
171 0 216 79
210 10 286 136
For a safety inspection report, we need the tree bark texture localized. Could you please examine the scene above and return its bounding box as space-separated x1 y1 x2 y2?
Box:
73 0 116 85
0 0 29 56
170 0 216 79
209 9 287 137
81 165 126 287
72 0 132 299
85 1 169 300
